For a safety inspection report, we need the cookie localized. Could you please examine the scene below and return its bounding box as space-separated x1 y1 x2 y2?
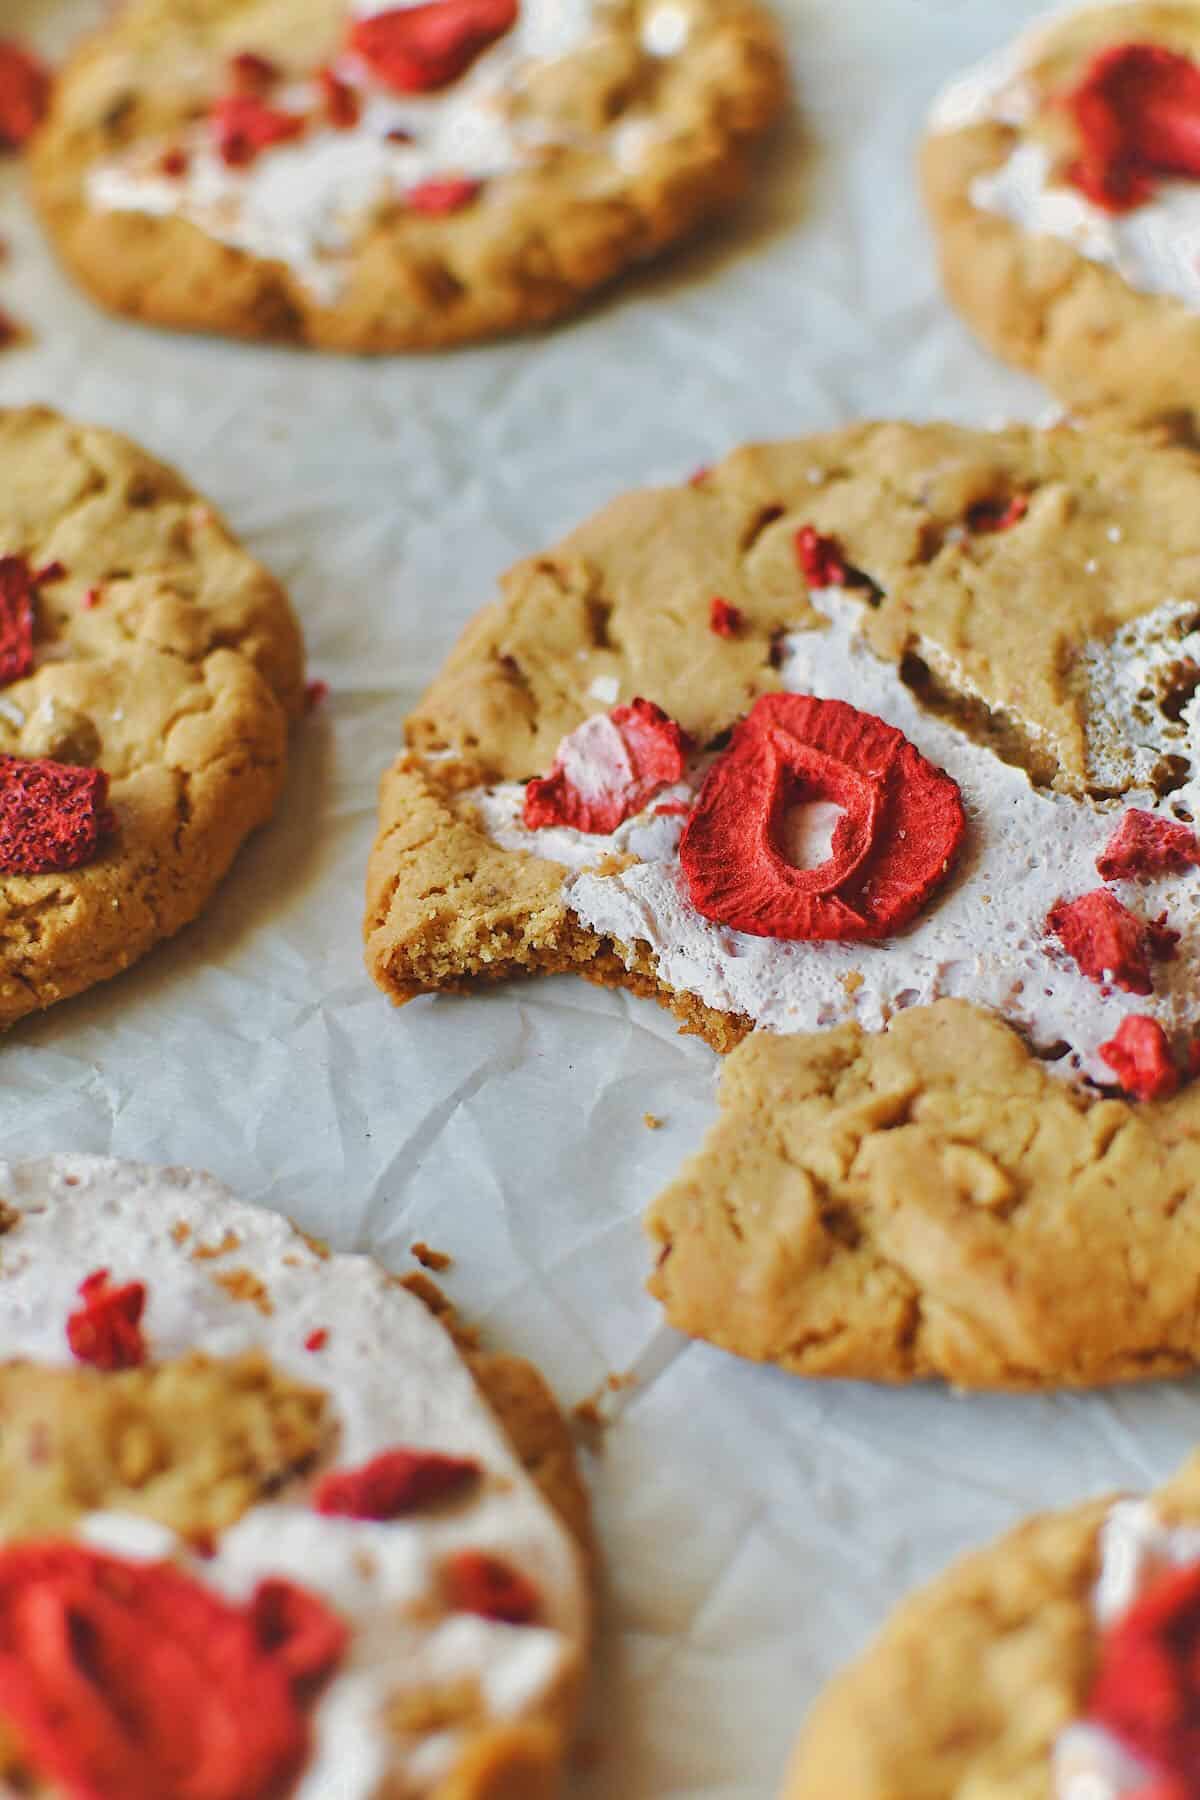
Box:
922 3 1200 428
367 420 1200 1389
785 1451 1200 1799
0 406 304 1027
0 1152 592 1798
28 0 786 352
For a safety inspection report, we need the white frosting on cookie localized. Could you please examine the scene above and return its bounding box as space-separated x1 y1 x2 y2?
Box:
0 1154 588 1797
85 0 655 301
1052 1497 1200 1797
928 1 1200 314
468 588 1200 1084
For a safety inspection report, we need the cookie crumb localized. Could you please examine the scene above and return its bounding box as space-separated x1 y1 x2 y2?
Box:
214 1269 274 1315
643 1112 664 1130
191 1229 242 1261
842 970 864 996
411 1241 453 1272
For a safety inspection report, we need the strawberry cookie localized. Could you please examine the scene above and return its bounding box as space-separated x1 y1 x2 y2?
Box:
924 2 1200 427
0 1153 591 1798
0 407 304 1027
367 420 1200 1388
28 0 785 351
785 1452 1200 1799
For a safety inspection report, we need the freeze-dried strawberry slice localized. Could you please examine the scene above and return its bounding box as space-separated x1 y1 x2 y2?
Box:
523 699 690 834
679 693 965 941
0 42 49 151
444 1550 540 1623
0 755 113 874
1089 1559 1200 1777
0 555 36 686
1098 1015 1181 1102
1066 43 1200 212
795 526 848 589
211 94 305 167
709 597 743 638
67 1270 147 1371
350 0 518 94
314 1448 479 1519
1046 889 1178 995
1097 809 1200 880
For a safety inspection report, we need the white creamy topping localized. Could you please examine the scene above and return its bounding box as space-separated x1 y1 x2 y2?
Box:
469 589 1200 1083
86 0 663 301
929 1 1200 314
1053 1499 1200 1798
0 1154 588 1798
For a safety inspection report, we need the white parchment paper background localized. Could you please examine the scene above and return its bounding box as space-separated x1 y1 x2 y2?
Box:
3 1 1195 1793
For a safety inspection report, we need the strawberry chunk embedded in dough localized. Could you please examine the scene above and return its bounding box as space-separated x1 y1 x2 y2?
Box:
523 698 690 834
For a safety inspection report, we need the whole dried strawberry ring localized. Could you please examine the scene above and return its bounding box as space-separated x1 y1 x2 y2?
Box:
679 693 965 941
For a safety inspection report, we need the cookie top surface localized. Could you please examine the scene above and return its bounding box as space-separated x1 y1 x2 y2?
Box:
785 1450 1200 1798
0 405 304 1028
30 0 785 349
0 1152 590 1798
923 3 1200 422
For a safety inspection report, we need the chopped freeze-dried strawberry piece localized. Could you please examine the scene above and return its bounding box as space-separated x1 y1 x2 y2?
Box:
67 1269 147 1371
1098 1015 1181 1101
653 800 691 817
349 0 518 93
709 597 743 638
304 1327 328 1352
211 94 305 167
32 560 65 586
304 679 329 712
1065 43 1200 212
229 51 280 91
1088 1559 1200 1775
444 1550 540 1624
523 698 690 835
0 555 36 685
0 42 49 151
679 692 965 942
688 465 711 487
314 1447 480 1519
795 525 848 589
0 1543 344 1798
1046 889 1176 995
1097 809 1200 880
966 493 1029 533
319 69 361 129
160 147 190 178
0 755 113 874
407 176 481 214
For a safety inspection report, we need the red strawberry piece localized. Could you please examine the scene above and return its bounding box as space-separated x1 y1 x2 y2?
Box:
1066 43 1200 212
32 561 65 586
66 1270 147 1371
229 51 280 91
304 679 329 712
1097 809 1200 880
0 1543 343 1798
523 698 690 835
709 597 743 639
304 1327 328 1352
966 493 1029 533
349 0 518 94
407 176 481 214
319 69 361 129
314 1448 480 1520
0 755 114 874
679 692 965 942
211 94 305 167
1046 889 1177 995
160 147 190 178
0 555 36 685
1098 1015 1181 1101
795 525 848 588
1089 1559 1200 1777
443 1550 540 1624
0 42 49 151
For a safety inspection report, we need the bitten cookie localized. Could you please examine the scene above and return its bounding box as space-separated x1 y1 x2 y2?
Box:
0 1153 592 1798
367 420 1200 1389
0 406 304 1027
29 0 786 351
923 2 1200 428
785 1452 1200 1799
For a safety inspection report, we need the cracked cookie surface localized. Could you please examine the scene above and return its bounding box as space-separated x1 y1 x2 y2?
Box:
922 2 1200 428
0 1153 592 1800
368 420 1200 1389
0 405 304 1027
29 0 786 351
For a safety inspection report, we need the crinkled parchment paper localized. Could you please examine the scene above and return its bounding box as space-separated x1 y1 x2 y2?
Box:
2 1 1193 1793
